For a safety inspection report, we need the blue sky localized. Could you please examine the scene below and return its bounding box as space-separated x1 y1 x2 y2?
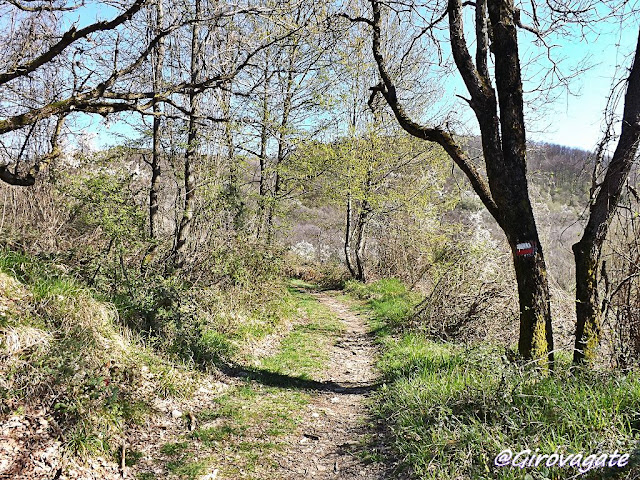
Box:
67 3 638 153
438 8 639 152
525 21 638 150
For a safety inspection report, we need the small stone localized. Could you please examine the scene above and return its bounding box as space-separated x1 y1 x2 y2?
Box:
171 409 183 418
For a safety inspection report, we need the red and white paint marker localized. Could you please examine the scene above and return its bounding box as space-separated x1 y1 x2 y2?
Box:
515 241 537 257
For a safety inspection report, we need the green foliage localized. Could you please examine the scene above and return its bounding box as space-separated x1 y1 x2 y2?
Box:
203 243 285 289
373 337 640 479
344 278 418 330
292 128 456 283
343 277 640 479
121 275 295 370
64 169 146 243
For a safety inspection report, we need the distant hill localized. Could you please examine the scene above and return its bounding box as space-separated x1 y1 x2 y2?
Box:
459 137 594 206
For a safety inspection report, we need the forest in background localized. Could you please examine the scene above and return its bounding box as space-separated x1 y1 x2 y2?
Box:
2 0 640 479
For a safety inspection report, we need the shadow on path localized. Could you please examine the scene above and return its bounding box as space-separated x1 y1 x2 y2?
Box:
216 362 381 395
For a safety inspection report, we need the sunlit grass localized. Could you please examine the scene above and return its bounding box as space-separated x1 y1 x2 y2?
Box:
348 278 640 480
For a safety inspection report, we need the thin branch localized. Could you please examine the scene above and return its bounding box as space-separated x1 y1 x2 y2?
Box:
336 12 374 26
0 0 147 86
6 0 83 12
369 0 499 221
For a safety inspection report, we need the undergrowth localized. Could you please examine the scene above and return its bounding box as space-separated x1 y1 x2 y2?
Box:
347 278 640 480
0 247 295 465
0 249 198 459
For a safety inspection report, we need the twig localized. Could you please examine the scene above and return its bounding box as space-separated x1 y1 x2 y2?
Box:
120 443 126 478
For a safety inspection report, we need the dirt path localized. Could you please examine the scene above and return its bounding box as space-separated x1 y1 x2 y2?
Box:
0 288 391 480
275 291 386 479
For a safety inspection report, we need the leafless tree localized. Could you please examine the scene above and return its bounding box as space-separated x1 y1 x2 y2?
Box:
360 0 556 364
172 0 202 269
148 0 166 242
0 0 304 190
573 29 640 364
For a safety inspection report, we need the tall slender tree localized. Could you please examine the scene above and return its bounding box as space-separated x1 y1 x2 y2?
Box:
173 0 202 269
149 0 167 243
364 0 554 364
573 29 640 364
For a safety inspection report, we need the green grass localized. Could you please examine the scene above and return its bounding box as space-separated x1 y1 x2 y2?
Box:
344 278 418 331
289 278 318 290
0 250 346 478
161 284 343 478
161 441 211 479
260 287 343 379
347 278 640 480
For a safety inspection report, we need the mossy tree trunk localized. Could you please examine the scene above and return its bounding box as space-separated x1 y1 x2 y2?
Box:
353 204 370 282
573 29 640 364
369 0 554 365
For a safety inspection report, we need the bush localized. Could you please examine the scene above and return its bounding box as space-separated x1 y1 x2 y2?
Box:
412 232 519 345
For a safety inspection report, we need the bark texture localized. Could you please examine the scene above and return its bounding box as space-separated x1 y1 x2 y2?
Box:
173 0 202 268
149 0 166 241
573 30 640 364
369 0 554 364
344 194 356 277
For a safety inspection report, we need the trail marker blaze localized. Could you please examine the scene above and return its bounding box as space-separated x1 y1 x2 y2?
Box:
515 241 537 257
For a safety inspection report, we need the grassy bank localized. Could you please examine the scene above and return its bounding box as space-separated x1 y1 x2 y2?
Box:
0 248 198 458
345 279 640 480
0 249 304 472
0 250 345 478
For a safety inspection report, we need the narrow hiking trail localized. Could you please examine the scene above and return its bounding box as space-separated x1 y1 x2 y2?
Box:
275 291 385 479
0 287 390 480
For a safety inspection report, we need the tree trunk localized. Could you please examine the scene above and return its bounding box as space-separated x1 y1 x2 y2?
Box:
149 0 165 243
266 48 296 245
353 205 369 282
173 0 201 269
353 166 372 282
344 193 356 277
265 167 280 245
512 247 554 362
573 243 601 363
256 58 270 240
222 88 243 231
486 0 554 365
368 0 554 365
573 29 640 364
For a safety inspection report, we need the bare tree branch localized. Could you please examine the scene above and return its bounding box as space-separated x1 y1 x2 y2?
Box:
0 0 147 86
369 0 499 221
